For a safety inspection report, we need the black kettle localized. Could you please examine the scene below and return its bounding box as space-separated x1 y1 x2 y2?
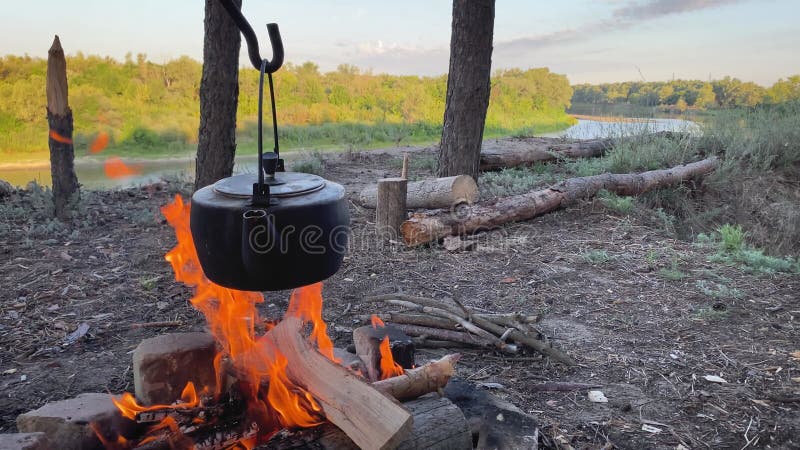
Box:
190 159 349 292
190 2 349 291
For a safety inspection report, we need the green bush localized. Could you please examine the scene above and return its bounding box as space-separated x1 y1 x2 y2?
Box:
480 166 556 198
701 224 798 274
598 190 634 214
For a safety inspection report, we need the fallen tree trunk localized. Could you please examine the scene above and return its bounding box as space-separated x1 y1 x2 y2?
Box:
359 175 478 209
479 131 691 171
262 394 472 450
402 157 718 246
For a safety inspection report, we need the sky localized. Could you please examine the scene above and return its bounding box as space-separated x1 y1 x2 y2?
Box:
1 0 798 86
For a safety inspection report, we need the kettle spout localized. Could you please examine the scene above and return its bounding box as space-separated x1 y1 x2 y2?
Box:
242 209 276 274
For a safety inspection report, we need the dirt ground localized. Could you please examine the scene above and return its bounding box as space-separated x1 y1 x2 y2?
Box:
1 147 798 449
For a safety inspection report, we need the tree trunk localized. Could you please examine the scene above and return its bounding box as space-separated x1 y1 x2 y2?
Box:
402 158 719 246
359 175 478 209
46 36 79 218
437 0 495 180
195 0 242 190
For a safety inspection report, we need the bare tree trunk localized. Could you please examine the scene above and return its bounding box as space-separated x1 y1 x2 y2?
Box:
47 36 79 219
437 0 495 181
195 0 242 190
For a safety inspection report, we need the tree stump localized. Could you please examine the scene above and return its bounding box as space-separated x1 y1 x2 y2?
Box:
375 177 407 241
46 35 79 218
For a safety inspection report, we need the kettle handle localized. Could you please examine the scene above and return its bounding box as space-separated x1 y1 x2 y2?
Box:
217 0 284 73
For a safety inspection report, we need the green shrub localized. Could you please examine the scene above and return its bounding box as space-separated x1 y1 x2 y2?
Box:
607 130 699 173
480 166 556 197
717 224 745 253
291 151 325 175
598 190 634 214
700 223 798 274
695 280 742 298
581 249 614 264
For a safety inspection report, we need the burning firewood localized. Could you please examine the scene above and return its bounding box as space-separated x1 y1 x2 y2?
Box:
269 316 413 450
372 354 461 402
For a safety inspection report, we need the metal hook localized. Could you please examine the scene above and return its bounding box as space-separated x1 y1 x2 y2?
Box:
217 0 284 73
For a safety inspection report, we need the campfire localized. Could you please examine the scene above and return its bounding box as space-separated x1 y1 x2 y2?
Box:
86 195 460 450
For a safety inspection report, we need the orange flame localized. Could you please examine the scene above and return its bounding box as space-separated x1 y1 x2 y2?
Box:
371 314 385 329
112 382 200 421
286 283 337 362
370 315 404 379
104 157 142 179
90 132 110 153
90 422 129 450
49 129 73 144
378 336 404 380
160 195 327 433
101 195 346 447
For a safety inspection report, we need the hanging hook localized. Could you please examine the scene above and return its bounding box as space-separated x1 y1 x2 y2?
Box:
217 0 284 73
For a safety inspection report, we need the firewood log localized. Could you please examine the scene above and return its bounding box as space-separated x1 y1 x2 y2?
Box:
360 175 478 209
371 354 460 402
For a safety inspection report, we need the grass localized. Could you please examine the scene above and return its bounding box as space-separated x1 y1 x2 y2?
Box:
606 130 699 173
691 304 730 321
597 190 634 214
2 119 577 167
564 157 610 177
480 165 557 198
290 150 326 175
659 267 688 281
698 224 799 274
581 249 615 264
717 224 745 253
695 280 742 298
388 154 437 175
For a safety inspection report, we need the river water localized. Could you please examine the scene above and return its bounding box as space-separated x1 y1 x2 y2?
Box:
0 118 698 189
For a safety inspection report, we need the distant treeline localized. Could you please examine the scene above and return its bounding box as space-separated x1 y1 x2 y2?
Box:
0 53 574 155
571 76 800 111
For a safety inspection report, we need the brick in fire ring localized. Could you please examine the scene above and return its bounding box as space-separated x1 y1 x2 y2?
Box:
133 332 218 406
16 393 136 450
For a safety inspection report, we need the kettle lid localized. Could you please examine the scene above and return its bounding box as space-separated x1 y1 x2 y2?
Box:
213 172 325 199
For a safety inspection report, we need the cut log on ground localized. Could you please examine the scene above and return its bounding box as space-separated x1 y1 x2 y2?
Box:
375 177 407 240
360 175 478 209
479 131 692 171
262 394 472 450
402 157 718 247
269 317 412 450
